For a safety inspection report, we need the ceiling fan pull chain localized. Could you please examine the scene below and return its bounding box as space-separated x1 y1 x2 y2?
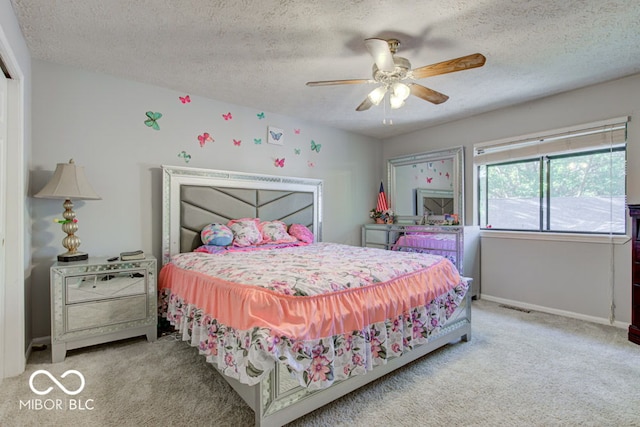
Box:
383 92 393 125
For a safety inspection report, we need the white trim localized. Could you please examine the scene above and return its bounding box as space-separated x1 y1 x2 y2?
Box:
481 294 628 330
25 336 51 364
3 76 25 378
31 336 50 346
0 57 6 383
0 20 26 378
0 21 21 80
480 230 629 244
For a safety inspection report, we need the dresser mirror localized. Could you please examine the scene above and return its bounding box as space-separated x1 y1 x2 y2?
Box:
388 147 464 224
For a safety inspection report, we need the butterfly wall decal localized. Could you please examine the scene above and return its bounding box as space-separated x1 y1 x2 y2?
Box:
198 132 213 147
144 111 162 130
270 130 283 141
267 127 284 145
233 139 241 146
446 172 450 179
426 177 433 183
294 129 301 135
294 148 301 155
254 138 262 144
310 140 321 153
179 95 191 104
274 158 285 168
177 151 191 163
222 112 232 120
257 112 265 119
307 161 315 168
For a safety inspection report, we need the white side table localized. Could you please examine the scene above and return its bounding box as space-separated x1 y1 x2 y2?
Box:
50 256 157 362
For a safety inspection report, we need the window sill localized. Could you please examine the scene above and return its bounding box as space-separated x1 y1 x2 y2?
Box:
480 230 630 245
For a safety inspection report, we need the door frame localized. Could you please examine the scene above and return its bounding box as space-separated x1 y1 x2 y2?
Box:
0 28 26 378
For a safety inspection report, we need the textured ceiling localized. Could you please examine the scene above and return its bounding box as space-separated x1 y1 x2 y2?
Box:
10 0 640 139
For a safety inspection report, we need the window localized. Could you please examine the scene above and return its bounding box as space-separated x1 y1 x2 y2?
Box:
475 118 628 234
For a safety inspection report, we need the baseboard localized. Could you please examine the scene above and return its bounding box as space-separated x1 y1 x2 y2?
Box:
26 336 51 362
32 336 51 346
480 295 628 330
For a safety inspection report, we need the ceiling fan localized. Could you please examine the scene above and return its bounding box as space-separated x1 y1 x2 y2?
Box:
306 38 486 112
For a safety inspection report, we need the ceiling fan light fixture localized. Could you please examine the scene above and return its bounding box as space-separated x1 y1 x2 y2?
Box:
390 82 410 109
306 37 486 113
392 82 410 101
367 86 387 105
389 94 405 109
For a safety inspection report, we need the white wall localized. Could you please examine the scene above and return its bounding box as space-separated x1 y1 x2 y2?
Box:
481 234 629 324
384 73 640 326
29 60 381 339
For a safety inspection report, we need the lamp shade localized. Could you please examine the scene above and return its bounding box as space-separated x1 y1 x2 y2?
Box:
34 159 101 200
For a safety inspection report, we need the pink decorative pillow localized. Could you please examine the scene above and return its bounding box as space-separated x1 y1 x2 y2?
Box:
227 218 262 247
259 220 297 244
288 223 314 243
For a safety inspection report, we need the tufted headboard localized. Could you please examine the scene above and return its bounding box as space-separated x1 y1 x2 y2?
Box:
161 165 323 264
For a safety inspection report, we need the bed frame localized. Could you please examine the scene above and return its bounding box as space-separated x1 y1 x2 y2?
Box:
161 165 472 427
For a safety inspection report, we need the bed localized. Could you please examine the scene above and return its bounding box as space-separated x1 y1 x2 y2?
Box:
159 165 472 427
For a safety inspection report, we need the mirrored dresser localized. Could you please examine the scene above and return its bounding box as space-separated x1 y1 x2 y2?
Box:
362 222 480 299
50 256 157 362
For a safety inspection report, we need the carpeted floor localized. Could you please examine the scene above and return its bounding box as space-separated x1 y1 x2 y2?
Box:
1 299 638 427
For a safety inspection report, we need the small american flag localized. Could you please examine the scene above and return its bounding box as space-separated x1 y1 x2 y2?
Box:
376 182 389 212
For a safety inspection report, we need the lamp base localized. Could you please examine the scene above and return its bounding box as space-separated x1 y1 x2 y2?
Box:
57 252 89 262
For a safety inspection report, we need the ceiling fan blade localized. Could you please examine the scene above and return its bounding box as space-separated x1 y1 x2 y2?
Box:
409 83 449 104
356 97 374 111
365 38 395 72
411 53 486 79
306 79 372 86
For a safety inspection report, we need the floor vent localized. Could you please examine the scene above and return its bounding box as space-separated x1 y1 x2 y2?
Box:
499 304 531 313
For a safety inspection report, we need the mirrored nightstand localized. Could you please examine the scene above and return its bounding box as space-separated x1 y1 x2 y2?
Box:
50 256 157 362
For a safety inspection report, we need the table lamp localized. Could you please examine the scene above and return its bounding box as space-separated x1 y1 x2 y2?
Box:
35 159 101 262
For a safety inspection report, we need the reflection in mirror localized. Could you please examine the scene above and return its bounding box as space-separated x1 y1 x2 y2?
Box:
416 189 454 216
277 362 302 396
388 147 464 224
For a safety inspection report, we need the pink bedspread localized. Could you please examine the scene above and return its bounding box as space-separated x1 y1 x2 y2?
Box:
159 242 468 389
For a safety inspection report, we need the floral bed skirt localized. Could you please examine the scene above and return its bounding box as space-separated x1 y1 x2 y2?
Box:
159 281 468 390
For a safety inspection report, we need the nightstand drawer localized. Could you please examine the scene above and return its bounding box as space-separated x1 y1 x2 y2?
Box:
66 295 147 331
66 270 147 303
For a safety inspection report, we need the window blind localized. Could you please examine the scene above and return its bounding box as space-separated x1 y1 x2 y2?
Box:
473 116 629 165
